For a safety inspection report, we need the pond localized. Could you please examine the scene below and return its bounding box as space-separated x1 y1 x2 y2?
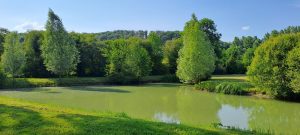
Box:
1 83 300 134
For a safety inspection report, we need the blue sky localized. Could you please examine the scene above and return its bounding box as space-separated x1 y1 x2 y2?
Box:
0 0 299 41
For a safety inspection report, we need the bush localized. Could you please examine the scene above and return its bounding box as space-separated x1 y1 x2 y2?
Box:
215 82 245 95
248 33 300 99
195 81 219 92
195 80 249 95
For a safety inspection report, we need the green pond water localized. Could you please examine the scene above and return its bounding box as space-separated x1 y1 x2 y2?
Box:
0 83 300 134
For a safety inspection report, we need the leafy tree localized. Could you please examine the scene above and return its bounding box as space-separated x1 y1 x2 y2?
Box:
147 32 165 75
0 28 9 59
223 45 244 74
70 32 106 77
124 38 151 80
264 26 300 40
41 9 79 77
152 31 181 43
104 39 129 82
199 18 221 57
287 46 300 94
242 47 256 68
176 14 215 84
248 33 300 99
221 36 261 74
24 30 52 77
96 30 147 41
162 38 183 74
198 18 222 74
1 32 26 82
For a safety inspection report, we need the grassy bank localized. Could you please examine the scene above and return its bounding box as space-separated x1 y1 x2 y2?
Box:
195 75 256 96
1 75 179 89
0 96 258 135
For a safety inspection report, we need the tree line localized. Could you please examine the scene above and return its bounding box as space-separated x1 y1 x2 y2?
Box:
1 9 300 99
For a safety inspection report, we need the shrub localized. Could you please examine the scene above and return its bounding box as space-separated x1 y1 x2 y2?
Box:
195 81 219 92
248 33 300 99
215 82 245 95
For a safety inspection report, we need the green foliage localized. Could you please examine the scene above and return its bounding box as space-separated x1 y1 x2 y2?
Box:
223 45 244 74
1 32 26 78
215 82 244 95
248 33 300 99
177 14 215 84
41 9 79 77
0 28 9 59
264 26 300 40
287 46 300 93
147 32 165 75
162 38 183 74
69 32 106 77
124 38 152 80
195 81 220 92
242 47 256 68
24 30 52 77
199 18 222 58
104 39 128 82
96 30 148 41
195 77 251 95
104 38 152 83
152 31 181 43
0 67 5 88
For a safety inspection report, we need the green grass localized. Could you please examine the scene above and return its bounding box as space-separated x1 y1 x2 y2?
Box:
195 75 254 95
1 75 174 89
0 96 257 135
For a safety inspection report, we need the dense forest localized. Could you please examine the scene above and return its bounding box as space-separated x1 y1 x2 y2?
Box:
1 10 300 99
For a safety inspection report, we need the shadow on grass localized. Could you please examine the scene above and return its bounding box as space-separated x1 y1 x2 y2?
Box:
0 104 221 135
56 113 219 135
0 104 58 134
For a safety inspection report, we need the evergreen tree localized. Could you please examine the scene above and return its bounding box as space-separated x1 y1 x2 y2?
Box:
176 14 215 83
41 9 79 77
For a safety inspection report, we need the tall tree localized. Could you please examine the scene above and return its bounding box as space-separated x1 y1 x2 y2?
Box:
1 32 26 82
162 38 183 74
199 18 221 57
41 9 79 77
176 14 215 83
124 38 152 80
147 32 165 75
24 30 51 77
0 28 9 59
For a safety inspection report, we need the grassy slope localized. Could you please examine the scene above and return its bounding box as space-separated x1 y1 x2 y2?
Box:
0 96 256 135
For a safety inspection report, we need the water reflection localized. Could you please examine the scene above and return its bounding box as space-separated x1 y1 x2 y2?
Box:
217 104 249 129
153 112 180 124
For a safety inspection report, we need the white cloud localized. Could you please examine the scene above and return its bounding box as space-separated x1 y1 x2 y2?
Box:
241 26 250 31
13 21 44 32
